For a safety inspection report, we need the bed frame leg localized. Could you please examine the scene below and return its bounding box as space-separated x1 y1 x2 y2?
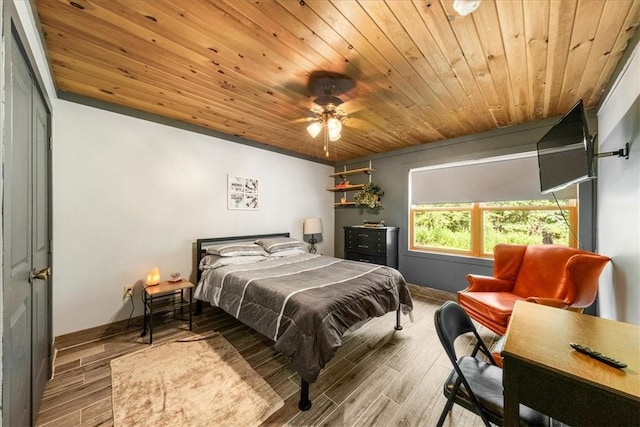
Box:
195 300 202 315
298 379 312 411
394 306 403 330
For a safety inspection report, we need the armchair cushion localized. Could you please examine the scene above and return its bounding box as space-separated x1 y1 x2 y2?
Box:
458 243 610 335
458 292 525 335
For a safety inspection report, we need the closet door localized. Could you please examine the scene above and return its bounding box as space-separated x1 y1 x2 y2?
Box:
2 33 51 427
3 35 34 427
31 83 51 418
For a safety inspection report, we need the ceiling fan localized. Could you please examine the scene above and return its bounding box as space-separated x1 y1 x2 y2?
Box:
303 73 355 157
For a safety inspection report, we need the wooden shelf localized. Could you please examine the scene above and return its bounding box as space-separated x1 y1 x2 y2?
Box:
329 167 375 178
329 162 374 208
327 184 364 192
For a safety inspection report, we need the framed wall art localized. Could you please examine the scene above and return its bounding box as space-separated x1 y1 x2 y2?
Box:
227 175 259 210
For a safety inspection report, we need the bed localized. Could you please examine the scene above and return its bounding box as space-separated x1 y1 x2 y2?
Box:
194 233 413 410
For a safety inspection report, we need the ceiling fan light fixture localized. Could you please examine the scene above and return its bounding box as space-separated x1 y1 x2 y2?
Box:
304 73 355 157
307 121 322 138
327 117 342 141
327 117 342 133
313 95 343 108
453 0 480 15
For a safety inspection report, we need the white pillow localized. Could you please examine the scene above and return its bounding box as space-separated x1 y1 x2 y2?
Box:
199 254 267 270
204 242 267 257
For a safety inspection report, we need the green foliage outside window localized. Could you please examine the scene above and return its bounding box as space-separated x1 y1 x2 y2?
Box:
414 210 471 251
482 205 571 249
412 200 576 255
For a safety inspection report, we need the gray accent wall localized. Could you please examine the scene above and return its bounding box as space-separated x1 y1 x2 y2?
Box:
334 112 597 295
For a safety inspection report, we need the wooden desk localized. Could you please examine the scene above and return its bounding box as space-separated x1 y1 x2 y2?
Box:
503 301 640 426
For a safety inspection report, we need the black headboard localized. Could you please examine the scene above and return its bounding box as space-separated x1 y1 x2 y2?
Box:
195 232 290 283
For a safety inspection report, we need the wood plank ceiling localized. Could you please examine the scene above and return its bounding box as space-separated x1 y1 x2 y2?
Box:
34 0 640 163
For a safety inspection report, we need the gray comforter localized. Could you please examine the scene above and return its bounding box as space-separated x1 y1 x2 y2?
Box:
195 253 413 383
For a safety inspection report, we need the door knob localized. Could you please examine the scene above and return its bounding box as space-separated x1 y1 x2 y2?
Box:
31 267 51 280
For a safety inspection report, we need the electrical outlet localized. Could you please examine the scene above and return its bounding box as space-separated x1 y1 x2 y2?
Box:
123 284 134 300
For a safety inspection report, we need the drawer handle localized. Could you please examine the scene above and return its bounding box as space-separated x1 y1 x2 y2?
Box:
359 258 371 263
358 234 368 237
358 245 369 248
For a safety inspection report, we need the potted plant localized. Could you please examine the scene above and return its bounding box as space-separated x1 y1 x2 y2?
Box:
354 182 384 209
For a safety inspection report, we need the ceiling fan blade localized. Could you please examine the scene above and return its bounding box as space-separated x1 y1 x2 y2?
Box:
341 116 369 129
289 117 314 124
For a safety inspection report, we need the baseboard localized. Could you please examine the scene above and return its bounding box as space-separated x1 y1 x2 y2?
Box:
407 283 456 302
54 285 454 351
54 314 146 351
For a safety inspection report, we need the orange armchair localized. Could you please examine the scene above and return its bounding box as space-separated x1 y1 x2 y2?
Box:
458 244 610 335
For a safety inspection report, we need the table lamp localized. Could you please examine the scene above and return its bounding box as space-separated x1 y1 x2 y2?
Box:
146 267 160 287
303 218 323 254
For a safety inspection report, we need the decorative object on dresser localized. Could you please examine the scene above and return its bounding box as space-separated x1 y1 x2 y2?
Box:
110 333 284 427
302 217 323 254
344 225 398 268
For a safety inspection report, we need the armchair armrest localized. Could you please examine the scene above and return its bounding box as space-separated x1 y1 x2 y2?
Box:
525 297 569 309
465 274 514 292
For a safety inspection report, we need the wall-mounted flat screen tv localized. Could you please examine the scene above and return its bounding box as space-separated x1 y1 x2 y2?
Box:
537 99 595 194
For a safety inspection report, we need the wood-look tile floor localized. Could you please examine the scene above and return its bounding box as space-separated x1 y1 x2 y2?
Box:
36 292 498 427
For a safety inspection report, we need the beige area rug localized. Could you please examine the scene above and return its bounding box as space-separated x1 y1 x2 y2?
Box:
110 333 284 427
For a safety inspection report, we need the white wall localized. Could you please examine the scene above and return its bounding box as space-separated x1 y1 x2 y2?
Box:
597 43 640 325
52 100 334 336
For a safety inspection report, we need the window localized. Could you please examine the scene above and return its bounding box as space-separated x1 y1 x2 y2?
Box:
409 152 581 259
410 199 578 257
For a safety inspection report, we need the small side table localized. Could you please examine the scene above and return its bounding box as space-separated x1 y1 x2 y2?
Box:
141 279 194 344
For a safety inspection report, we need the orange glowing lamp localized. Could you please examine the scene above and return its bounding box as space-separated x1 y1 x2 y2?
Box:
146 267 160 286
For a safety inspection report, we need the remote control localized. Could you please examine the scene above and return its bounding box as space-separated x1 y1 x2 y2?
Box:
570 343 627 369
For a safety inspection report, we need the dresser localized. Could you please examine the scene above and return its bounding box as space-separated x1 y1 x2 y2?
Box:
344 226 398 268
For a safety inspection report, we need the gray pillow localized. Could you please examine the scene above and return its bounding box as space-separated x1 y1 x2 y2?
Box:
204 243 267 257
199 254 267 270
255 237 305 253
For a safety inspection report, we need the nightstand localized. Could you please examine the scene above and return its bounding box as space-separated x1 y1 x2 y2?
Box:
141 280 194 344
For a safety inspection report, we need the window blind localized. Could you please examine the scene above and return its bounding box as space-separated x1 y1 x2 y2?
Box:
409 152 576 205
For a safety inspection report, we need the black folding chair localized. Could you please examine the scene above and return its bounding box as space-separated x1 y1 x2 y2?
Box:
434 301 548 426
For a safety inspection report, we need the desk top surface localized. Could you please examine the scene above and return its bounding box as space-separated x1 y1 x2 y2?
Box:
145 279 194 296
503 301 640 401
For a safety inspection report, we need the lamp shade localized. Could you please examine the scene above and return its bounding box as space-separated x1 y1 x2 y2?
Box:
303 217 323 235
307 121 322 138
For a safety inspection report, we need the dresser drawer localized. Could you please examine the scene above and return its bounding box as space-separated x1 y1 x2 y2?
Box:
345 252 387 265
345 229 386 256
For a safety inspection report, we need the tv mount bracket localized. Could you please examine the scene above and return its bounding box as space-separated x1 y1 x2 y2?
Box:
595 142 630 160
